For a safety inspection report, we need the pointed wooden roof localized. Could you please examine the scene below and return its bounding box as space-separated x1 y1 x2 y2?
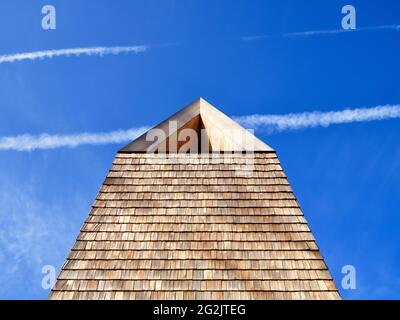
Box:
49 99 340 300
120 98 273 153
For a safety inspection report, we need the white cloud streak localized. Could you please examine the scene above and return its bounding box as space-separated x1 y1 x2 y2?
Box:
234 104 400 133
0 45 150 64
242 24 400 41
1 105 400 152
0 127 149 151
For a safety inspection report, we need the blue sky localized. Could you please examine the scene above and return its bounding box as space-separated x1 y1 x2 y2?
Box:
0 0 399 299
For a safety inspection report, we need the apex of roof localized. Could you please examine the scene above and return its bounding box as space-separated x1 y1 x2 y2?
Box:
120 98 273 153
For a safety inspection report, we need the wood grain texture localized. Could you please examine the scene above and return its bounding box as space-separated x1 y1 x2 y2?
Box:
49 153 340 300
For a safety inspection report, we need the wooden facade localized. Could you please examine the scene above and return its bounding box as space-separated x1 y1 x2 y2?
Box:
49 99 340 300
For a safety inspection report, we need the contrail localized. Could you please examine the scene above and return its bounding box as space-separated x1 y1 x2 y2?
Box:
1 105 400 151
234 104 400 133
0 45 163 64
242 24 400 41
0 127 149 151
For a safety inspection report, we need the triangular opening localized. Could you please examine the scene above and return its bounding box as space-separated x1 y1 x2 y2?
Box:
120 98 273 153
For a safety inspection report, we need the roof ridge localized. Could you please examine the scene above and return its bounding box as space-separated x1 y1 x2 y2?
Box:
119 98 273 153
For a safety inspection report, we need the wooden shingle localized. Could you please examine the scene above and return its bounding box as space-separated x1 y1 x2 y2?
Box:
50 153 339 300
49 99 339 300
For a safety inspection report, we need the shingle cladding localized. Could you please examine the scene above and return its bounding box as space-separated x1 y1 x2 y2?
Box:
49 152 340 300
